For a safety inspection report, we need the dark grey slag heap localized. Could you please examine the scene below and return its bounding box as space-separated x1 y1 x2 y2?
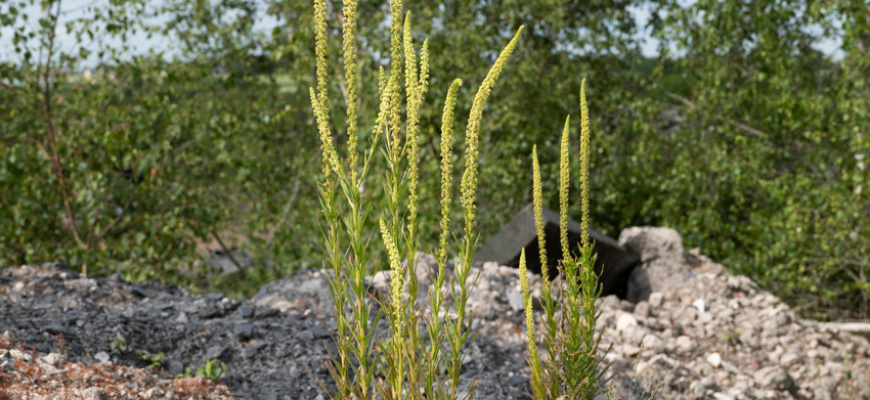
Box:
0 262 532 399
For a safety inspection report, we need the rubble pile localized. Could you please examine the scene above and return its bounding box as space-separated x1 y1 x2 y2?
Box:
599 227 870 400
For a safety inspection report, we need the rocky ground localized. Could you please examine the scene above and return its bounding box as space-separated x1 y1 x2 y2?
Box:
598 228 870 400
1 227 869 399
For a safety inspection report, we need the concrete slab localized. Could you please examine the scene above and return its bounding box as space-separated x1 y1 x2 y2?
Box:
474 203 639 297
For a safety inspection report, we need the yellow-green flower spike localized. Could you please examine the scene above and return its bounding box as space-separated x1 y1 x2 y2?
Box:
342 0 359 180
379 218 404 317
532 145 550 290
378 66 387 98
451 28 522 400
439 78 462 268
310 87 342 179
388 0 404 143
313 0 329 111
388 75 402 158
519 248 536 354
461 25 524 231
403 11 418 103
559 114 571 262
390 0 404 76
373 66 391 140
312 0 331 177
404 11 420 228
520 248 545 400
580 79 591 250
419 39 430 98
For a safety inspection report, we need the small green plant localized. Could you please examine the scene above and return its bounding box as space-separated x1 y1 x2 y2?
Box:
196 359 226 382
844 355 853 399
135 350 166 370
149 352 166 370
309 0 521 399
109 337 127 353
520 80 612 399
722 330 741 347
175 367 193 379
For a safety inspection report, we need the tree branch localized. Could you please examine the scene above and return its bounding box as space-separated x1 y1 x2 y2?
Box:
211 230 243 272
38 0 86 249
92 193 135 246
266 174 303 248
664 91 767 138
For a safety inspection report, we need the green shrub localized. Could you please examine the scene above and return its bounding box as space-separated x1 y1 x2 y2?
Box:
109 337 127 353
627 0 870 320
0 47 215 282
196 358 226 382
0 0 322 293
2 0 867 323
136 350 166 370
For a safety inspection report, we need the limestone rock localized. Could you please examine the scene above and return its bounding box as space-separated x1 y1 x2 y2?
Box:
82 387 110 400
619 226 684 262
753 366 798 394
620 227 691 302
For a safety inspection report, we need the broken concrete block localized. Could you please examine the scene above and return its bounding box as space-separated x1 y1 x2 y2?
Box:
474 203 638 297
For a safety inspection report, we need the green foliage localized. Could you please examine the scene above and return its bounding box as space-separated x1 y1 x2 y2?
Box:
1 0 867 324
110 337 127 353
196 358 226 382
1 0 200 282
621 0 870 320
0 0 322 294
136 350 166 370
723 331 741 347
175 366 193 379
